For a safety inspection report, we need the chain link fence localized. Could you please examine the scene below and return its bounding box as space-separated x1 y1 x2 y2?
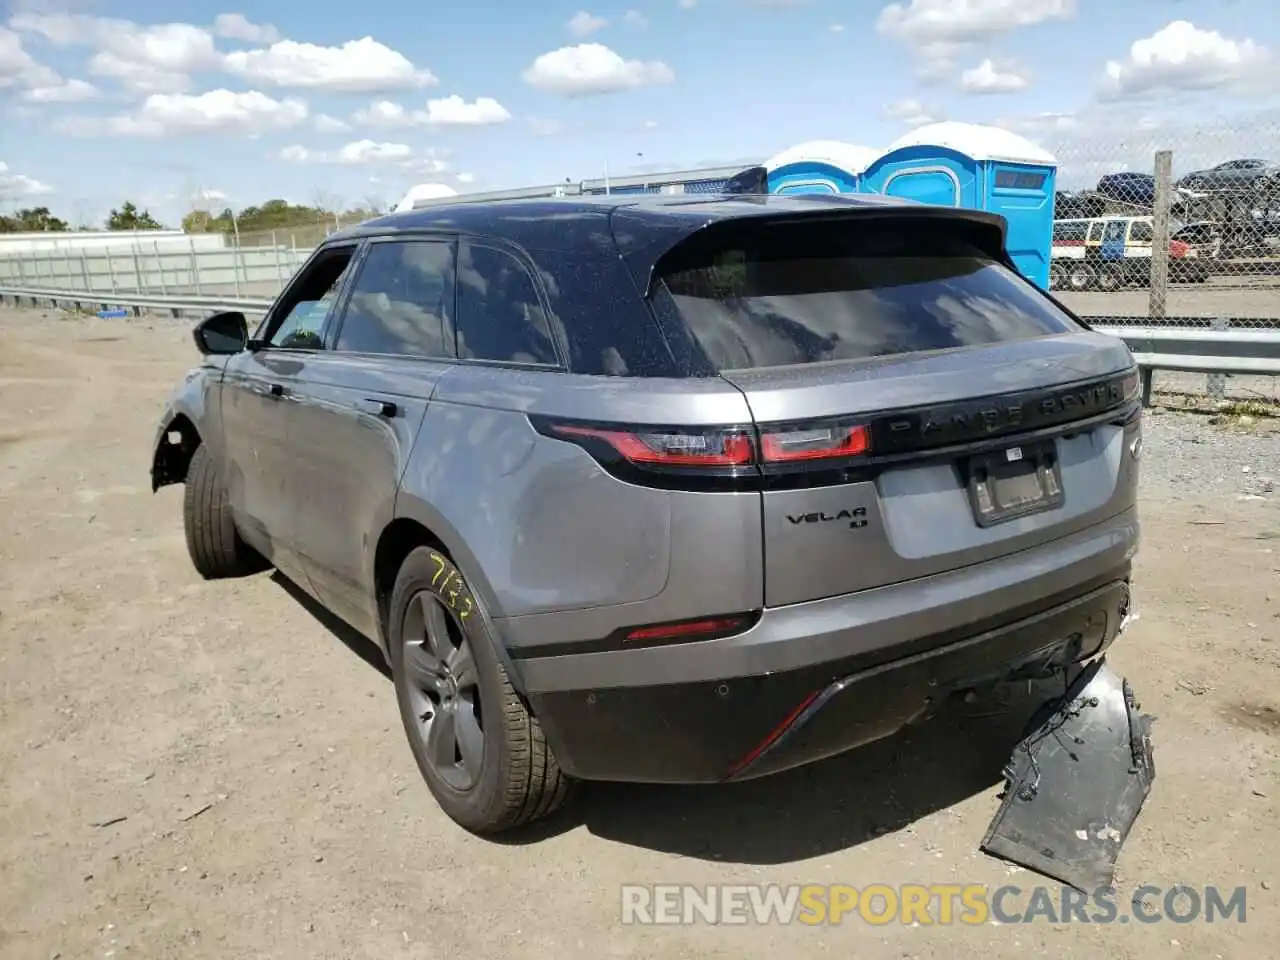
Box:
1026 111 1280 405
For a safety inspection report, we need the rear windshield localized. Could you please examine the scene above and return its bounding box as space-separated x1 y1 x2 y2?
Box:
655 220 1084 372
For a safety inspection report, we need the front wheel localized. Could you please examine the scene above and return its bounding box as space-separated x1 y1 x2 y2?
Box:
1067 263 1096 291
1048 263 1065 290
182 444 268 579
388 547 573 833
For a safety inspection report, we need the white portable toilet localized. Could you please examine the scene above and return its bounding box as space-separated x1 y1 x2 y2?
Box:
862 121 1058 289
763 140 880 196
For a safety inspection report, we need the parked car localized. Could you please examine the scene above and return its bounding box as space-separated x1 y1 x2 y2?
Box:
1176 158 1280 194
1050 215 1208 290
1171 221 1223 260
1095 172 1155 207
1054 190 1106 220
151 194 1143 833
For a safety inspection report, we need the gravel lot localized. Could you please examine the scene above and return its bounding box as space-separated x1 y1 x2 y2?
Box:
0 307 1276 960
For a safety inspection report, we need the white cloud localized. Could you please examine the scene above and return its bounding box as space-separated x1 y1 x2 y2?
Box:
882 97 941 127
0 161 55 198
424 95 511 125
1100 21 1270 101
522 43 674 96
623 10 649 26
225 37 437 92
567 11 608 36
0 26 62 89
56 89 307 137
456 172 476 184
277 140 451 173
11 14 222 94
960 58 1029 94
211 13 280 44
22 77 100 102
679 0 697 7
877 0 1073 77
351 95 510 127
313 113 351 133
830 23 846 33
877 0 1074 47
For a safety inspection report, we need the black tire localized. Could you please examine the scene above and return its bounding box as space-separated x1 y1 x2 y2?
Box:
1048 263 1065 290
1067 263 1095 291
1095 264 1123 292
388 546 572 833
182 443 267 579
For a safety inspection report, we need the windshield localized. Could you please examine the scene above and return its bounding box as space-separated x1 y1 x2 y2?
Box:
656 221 1084 372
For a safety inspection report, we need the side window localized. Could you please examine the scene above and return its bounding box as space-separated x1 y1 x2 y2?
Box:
265 246 355 349
334 240 455 358
1103 220 1126 242
1087 221 1104 242
455 241 558 365
1129 221 1153 243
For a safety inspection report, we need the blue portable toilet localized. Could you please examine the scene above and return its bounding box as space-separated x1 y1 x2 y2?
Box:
763 140 880 196
861 121 1058 289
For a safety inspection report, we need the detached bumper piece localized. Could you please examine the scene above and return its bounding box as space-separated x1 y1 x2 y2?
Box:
979 658 1156 892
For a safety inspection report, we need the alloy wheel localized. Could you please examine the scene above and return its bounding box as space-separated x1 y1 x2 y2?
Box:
400 591 485 791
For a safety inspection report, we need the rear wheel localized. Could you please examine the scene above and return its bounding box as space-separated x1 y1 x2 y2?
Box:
1048 263 1065 290
182 443 267 579
388 547 572 833
1067 263 1096 291
1095 264 1123 292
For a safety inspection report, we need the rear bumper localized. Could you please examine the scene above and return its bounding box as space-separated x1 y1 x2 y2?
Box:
529 577 1133 783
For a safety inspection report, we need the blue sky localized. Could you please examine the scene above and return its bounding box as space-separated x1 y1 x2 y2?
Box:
1 0 1278 226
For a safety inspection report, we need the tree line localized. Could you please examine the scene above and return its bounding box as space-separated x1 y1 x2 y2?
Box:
0 201 165 233
1 197 388 235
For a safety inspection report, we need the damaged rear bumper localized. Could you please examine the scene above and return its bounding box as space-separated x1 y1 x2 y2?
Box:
980 657 1157 891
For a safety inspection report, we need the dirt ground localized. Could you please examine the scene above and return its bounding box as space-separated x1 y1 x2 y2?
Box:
0 306 1276 960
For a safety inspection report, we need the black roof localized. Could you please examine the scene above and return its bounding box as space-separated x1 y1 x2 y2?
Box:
327 192 1009 294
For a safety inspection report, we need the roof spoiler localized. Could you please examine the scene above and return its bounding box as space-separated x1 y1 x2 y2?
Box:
721 165 769 195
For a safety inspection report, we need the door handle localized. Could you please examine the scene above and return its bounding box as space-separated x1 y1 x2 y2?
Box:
250 382 286 399
357 398 397 418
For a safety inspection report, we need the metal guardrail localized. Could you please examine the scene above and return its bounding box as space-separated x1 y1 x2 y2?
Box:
2 285 1277 406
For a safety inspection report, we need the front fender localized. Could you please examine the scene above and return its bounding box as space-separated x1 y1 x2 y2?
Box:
150 359 228 490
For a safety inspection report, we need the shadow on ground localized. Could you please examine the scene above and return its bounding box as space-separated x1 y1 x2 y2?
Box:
276 572 1065 866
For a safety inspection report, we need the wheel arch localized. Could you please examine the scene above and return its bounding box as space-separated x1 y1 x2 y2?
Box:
371 500 527 694
152 411 202 491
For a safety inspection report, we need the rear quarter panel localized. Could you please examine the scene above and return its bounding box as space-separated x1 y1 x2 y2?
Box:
395 365 765 641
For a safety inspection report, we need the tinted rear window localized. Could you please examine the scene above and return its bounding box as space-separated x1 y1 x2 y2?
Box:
655 221 1084 372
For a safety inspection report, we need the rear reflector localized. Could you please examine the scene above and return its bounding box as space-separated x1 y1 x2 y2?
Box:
726 689 822 778
625 614 754 642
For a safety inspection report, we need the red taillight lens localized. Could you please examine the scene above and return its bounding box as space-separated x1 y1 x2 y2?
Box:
549 423 754 466
625 614 753 642
760 423 870 462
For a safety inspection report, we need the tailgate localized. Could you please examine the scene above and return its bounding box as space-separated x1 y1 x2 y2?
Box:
650 209 1142 606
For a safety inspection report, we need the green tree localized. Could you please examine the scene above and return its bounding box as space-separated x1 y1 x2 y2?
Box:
106 201 165 230
0 206 70 232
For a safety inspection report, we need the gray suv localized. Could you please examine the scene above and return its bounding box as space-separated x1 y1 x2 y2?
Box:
151 194 1142 834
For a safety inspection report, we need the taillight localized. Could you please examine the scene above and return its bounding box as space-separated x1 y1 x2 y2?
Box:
529 414 872 489
545 422 753 467
760 422 870 462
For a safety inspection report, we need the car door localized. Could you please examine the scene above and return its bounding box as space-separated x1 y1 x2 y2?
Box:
1099 219 1127 263
277 236 459 638
220 242 360 588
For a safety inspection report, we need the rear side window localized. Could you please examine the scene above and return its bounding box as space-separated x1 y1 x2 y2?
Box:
1053 222 1087 242
335 240 455 358
1129 221 1154 243
456 241 558 365
654 220 1084 372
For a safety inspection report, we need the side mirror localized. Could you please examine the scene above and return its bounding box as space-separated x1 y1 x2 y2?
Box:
193 311 248 355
